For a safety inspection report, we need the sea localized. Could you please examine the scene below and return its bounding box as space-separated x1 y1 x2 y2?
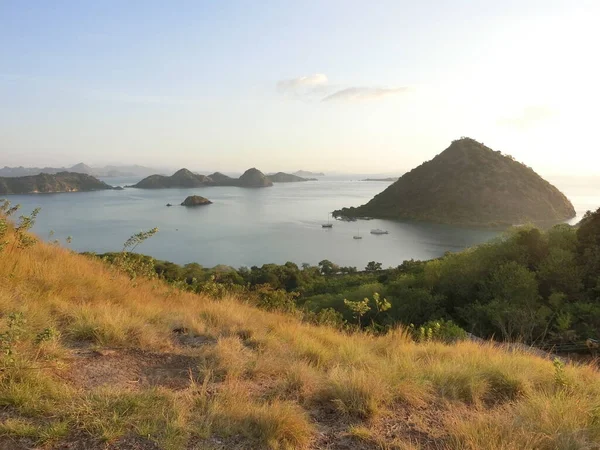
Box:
3 176 598 269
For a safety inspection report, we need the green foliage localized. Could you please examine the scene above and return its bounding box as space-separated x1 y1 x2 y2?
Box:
409 319 467 343
87 210 600 349
365 261 382 272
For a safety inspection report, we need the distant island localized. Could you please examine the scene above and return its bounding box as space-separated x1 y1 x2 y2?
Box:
0 172 114 195
268 172 317 182
293 170 325 177
130 168 316 189
361 177 399 182
0 163 160 178
334 137 576 227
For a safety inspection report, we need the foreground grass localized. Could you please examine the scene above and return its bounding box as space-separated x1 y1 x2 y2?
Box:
0 226 599 449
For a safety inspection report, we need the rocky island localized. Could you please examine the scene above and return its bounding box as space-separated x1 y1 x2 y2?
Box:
334 137 576 227
0 172 114 195
131 167 281 189
181 195 212 206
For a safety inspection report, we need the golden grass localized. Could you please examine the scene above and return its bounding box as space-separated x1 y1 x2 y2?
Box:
1 222 600 448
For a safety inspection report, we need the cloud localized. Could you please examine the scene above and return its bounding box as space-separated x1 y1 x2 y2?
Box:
276 74 409 103
321 86 409 102
498 106 557 129
276 73 329 92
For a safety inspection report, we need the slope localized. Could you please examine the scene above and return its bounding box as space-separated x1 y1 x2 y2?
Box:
0 213 599 449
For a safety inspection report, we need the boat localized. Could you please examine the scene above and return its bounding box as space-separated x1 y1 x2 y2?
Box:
322 213 333 228
353 227 362 239
370 229 389 235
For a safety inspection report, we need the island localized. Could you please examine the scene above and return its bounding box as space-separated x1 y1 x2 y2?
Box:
333 137 576 227
0 172 114 195
361 177 399 182
181 195 212 206
0 163 159 178
267 172 316 183
294 170 325 177
130 167 281 189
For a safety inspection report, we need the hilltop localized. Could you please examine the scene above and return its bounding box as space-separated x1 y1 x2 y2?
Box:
334 138 576 227
1 208 599 449
0 172 114 194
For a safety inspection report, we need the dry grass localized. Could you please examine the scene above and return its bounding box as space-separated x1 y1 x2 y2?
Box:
1 223 600 449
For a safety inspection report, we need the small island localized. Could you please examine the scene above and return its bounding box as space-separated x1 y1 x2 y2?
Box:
181 195 212 207
0 172 114 195
334 137 576 227
267 172 316 183
361 177 399 182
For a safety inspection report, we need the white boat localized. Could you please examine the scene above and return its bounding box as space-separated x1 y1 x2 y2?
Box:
370 229 389 235
322 213 333 228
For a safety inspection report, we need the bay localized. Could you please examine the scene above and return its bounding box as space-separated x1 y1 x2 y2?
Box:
3 176 596 269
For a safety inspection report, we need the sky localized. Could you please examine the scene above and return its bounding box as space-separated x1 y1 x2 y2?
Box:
1 0 599 175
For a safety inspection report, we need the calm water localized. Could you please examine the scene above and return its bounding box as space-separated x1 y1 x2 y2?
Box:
3 177 597 269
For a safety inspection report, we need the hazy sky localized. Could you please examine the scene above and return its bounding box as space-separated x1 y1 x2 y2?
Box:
1 1 599 174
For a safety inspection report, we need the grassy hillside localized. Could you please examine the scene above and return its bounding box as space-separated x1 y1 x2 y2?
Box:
334 138 576 226
1 215 600 448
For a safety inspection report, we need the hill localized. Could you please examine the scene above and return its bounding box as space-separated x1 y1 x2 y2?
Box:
0 172 114 194
267 172 315 183
0 209 599 449
132 168 211 189
131 168 275 189
334 138 576 226
238 168 273 187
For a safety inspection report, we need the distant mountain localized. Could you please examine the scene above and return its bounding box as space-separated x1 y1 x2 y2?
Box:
267 172 315 183
0 164 160 178
131 168 274 189
293 170 325 177
0 172 114 195
334 137 576 227
361 177 399 182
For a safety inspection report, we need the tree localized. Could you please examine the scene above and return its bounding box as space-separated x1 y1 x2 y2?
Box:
365 261 382 272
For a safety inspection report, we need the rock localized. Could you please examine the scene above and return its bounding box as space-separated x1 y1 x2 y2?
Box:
181 195 212 207
166 203 173 207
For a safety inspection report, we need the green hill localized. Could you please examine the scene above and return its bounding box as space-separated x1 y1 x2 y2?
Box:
334 138 576 226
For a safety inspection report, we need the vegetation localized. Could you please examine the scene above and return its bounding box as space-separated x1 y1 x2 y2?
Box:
334 137 576 226
0 172 114 195
1 204 600 448
93 210 600 350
